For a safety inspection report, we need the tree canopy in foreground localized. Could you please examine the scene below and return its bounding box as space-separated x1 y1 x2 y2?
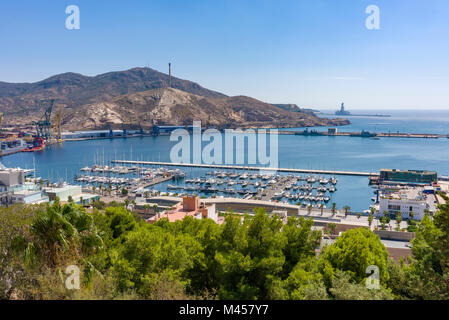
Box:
0 197 448 300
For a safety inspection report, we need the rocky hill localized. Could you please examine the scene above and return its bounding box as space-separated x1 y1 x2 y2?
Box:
272 104 302 112
272 104 320 115
0 67 226 119
62 87 349 130
0 67 349 130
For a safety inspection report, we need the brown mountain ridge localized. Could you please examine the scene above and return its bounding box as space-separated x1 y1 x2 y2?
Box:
62 87 349 130
0 67 226 118
0 67 349 130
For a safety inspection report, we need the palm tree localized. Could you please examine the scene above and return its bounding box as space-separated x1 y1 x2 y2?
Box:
320 204 324 216
331 203 337 216
307 204 312 215
153 204 159 214
14 199 103 267
368 213 374 228
27 200 76 266
396 213 402 231
124 198 130 209
343 205 350 218
144 191 150 199
380 216 386 230
382 210 389 228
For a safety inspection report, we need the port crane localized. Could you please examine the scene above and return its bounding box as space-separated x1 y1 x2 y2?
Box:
138 122 144 135
51 104 63 143
33 99 54 142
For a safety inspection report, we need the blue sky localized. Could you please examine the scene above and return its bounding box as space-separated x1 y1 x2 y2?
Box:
1 0 449 109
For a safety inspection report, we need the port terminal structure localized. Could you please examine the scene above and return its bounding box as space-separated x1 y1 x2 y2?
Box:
281 130 447 139
111 160 379 177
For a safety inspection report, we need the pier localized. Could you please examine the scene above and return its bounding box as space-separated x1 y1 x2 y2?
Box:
111 160 378 177
140 175 173 189
282 130 447 139
260 175 291 201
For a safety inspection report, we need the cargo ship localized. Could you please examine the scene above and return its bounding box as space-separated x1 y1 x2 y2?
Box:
23 137 46 152
0 139 28 156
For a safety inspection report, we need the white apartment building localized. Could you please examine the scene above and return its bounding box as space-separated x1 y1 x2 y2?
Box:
0 165 49 205
378 189 428 221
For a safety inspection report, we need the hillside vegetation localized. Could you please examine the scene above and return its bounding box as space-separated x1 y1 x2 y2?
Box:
1 196 448 300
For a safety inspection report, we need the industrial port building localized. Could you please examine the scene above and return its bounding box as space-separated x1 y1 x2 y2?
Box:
379 169 437 185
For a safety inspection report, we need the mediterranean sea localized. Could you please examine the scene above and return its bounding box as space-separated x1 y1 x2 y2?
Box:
2 109 449 212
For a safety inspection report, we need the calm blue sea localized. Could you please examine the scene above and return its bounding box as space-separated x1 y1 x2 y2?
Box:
312 109 449 135
2 109 448 212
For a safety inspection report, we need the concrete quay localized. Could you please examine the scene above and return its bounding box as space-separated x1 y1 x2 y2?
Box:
111 160 378 177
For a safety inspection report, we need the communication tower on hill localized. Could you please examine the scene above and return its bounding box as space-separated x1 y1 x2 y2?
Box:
169 62 172 88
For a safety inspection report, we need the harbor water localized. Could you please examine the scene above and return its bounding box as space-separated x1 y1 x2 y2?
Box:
2 110 449 212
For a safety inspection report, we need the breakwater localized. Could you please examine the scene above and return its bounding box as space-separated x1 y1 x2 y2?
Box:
111 160 378 177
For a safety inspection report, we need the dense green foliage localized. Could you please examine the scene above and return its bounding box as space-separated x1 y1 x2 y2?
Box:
1 198 449 300
321 228 389 283
386 196 449 299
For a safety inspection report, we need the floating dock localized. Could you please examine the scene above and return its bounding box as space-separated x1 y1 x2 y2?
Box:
111 160 378 177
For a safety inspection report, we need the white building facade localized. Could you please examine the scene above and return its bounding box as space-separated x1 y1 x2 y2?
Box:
378 196 426 221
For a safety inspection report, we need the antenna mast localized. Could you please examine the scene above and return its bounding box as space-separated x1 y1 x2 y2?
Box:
169 62 172 88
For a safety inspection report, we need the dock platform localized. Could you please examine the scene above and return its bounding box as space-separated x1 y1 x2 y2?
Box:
111 160 378 177
281 130 447 139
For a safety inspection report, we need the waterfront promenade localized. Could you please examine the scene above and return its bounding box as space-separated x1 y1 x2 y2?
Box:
111 160 378 177
142 196 410 232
